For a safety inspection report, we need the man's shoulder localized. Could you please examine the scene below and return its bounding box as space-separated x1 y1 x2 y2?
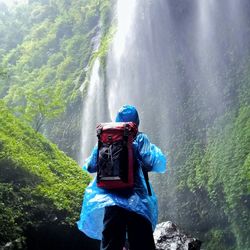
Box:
136 132 149 141
134 132 151 149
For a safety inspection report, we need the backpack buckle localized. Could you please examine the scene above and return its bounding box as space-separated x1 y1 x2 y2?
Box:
97 128 102 139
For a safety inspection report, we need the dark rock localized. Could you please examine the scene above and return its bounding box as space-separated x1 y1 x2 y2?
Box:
154 221 202 250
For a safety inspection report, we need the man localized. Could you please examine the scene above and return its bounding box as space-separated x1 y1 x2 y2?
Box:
77 105 166 250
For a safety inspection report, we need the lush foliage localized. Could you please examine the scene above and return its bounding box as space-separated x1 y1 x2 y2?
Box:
0 0 113 247
0 0 114 159
155 62 250 250
0 100 91 247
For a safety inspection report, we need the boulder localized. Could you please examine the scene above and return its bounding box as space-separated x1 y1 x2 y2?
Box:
154 221 202 250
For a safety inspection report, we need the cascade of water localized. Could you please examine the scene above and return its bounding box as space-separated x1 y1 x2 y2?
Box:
112 0 137 62
107 0 175 147
107 0 138 120
79 59 109 165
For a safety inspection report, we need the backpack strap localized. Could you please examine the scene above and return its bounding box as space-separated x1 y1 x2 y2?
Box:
96 126 103 183
142 169 152 196
123 123 129 145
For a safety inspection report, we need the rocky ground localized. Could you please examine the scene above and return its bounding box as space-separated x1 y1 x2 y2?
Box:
154 221 202 250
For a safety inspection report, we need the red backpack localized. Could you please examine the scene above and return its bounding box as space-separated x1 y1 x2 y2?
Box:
96 122 138 189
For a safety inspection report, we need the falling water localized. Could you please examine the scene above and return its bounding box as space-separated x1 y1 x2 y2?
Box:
79 58 109 165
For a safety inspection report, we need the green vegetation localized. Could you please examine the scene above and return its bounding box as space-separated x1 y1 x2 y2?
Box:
157 62 250 250
0 100 91 247
189 106 250 249
0 0 114 159
0 0 114 247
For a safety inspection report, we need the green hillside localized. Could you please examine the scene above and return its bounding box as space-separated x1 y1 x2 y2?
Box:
0 0 113 159
0 100 91 248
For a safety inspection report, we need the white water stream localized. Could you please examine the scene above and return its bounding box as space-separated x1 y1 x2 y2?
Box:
79 58 108 165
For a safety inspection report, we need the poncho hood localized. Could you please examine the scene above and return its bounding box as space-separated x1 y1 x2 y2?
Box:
115 105 140 126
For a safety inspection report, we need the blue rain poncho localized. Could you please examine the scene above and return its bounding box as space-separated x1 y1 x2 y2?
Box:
77 105 167 240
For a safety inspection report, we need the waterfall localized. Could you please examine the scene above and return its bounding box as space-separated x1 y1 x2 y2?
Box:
79 58 109 165
107 0 137 120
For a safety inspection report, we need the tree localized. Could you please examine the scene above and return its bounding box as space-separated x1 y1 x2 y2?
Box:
24 86 65 132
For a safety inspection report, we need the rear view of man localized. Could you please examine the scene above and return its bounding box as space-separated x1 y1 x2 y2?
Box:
78 105 167 250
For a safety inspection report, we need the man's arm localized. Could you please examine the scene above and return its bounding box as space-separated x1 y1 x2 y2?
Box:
135 133 166 173
82 146 98 173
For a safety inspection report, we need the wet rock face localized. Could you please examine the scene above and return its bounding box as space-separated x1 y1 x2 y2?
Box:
154 221 202 250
